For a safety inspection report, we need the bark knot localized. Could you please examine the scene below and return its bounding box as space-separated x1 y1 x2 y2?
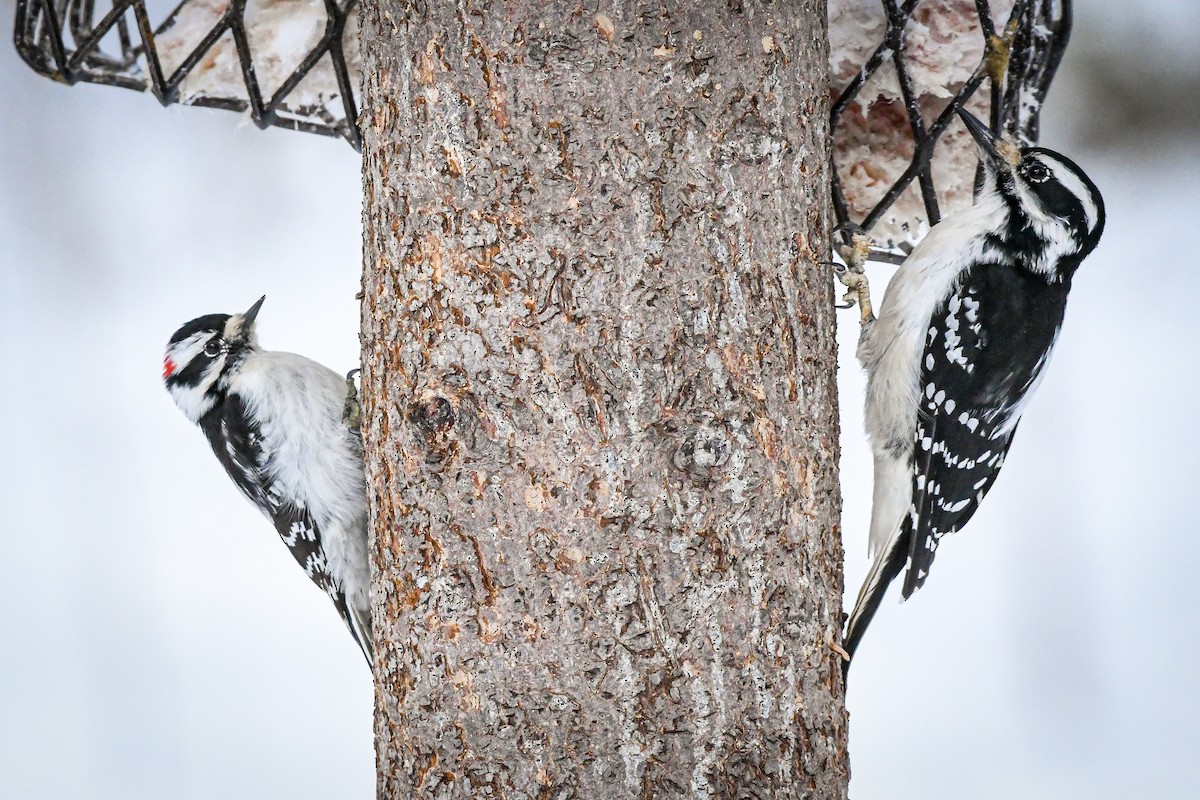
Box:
410 395 455 434
672 420 732 485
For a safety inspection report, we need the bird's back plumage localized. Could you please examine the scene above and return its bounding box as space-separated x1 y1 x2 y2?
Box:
900 261 1069 595
215 352 373 665
842 114 1105 673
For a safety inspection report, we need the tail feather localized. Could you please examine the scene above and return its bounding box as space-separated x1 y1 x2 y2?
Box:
347 602 375 668
842 528 909 681
331 589 375 668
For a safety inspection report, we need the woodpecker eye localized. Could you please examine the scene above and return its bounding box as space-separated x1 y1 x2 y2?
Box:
1024 161 1050 184
203 339 224 357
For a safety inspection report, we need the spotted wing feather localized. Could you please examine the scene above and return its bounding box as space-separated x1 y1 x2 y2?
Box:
199 395 372 662
901 263 1069 597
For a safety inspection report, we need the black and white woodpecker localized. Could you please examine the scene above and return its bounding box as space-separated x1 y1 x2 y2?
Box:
840 110 1105 670
163 297 374 666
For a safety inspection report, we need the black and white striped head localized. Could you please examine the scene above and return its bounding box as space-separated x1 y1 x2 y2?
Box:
163 296 265 423
960 110 1105 276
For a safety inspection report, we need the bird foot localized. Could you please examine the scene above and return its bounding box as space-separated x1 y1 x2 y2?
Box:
983 16 1020 87
343 369 362 433
833 229 875 326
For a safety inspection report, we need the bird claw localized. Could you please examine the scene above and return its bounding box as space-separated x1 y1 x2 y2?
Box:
983 16 1020 88
838 271 874 325
343 369 363 432
825 261 856 309
832 228 876 326
827 632 850 663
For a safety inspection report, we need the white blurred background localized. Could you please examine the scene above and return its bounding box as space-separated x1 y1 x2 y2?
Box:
2 2 1197 798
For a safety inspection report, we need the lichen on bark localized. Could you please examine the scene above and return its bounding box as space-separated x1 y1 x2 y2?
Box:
360 2 847 797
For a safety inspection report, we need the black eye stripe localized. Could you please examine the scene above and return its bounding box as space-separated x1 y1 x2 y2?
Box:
166 349 213 387
163 332 226 387
1028 175 1093 236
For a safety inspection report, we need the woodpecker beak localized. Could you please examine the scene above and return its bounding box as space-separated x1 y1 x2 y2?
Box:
958 110 1021 169
225 295 266 346
242 295 266 331
243 295 266 326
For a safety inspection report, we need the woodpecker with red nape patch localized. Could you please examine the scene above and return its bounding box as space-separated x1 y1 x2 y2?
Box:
163 297 373 666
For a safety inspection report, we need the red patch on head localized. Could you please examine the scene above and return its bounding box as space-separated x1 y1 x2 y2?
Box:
163 357 176 379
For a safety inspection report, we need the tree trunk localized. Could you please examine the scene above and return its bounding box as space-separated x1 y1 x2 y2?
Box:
359 2 845 797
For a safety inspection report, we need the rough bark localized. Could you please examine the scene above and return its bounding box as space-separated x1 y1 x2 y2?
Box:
359 2 845 797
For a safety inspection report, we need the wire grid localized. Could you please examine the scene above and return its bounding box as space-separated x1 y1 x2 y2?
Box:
832 0 1071 261
14 0 1069 242
13 0 362 147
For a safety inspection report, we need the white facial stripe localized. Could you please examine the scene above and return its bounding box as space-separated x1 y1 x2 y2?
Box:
165 329 228 422
1037 153 1099 232
998 175 1078 277
165 330 226 390
167 331 213 367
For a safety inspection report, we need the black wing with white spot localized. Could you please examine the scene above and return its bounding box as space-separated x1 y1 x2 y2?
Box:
198 395 370 661
901 263 1070 597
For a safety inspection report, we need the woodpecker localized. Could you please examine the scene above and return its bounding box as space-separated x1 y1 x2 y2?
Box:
163 297 373 666
842 110 1105 671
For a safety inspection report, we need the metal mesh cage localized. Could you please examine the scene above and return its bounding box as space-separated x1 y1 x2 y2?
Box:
829 0 1070 259
14 0 362 147
14 0 1069 253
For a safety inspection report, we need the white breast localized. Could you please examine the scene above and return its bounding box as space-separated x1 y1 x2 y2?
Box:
229 351 370 610
858 195 1007 452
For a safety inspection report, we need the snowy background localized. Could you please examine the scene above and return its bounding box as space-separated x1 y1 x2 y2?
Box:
2 2 1197 798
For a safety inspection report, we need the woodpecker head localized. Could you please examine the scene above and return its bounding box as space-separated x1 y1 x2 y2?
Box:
959 110 1105 273
163 296 265 423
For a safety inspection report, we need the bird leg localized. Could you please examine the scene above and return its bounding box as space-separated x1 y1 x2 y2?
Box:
833 230 875 327
343 369 362 433
983 15 1020 89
